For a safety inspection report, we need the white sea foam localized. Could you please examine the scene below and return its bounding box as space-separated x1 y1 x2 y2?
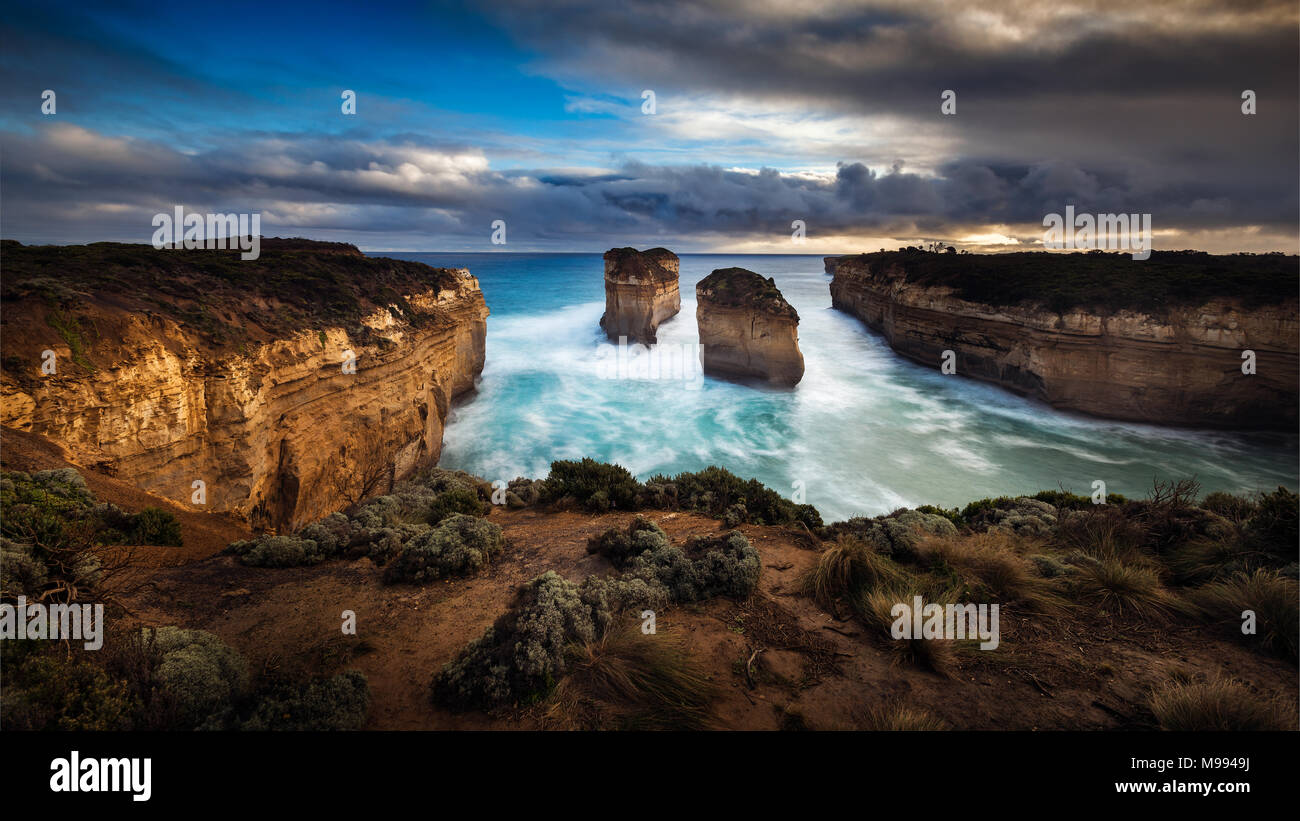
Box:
416 252 1298 523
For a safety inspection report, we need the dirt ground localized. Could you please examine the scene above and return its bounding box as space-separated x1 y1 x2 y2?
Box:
5 425 1295 730
118 507 1297 730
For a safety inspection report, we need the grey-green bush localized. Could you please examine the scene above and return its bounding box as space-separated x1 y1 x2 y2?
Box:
144 627 250 730
382 514 504 584
240 670 370 731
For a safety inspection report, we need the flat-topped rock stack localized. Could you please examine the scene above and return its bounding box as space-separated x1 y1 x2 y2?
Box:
695 267 804 386
599 247 681 345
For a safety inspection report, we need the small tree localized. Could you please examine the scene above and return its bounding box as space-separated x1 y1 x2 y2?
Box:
330 437 396 511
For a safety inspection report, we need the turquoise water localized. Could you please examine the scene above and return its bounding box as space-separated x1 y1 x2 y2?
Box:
378 252 1298 523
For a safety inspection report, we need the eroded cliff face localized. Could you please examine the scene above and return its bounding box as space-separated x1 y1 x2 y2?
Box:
829 256 1298 428
0 241 488 530
600 247 680 344
696 267 804 386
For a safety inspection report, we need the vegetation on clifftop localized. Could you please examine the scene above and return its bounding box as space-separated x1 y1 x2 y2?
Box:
696 267 799 318
0 238 473 350
834 248 1298 313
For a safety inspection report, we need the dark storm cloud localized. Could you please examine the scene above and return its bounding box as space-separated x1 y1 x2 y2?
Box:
483 0 1300 234
3 120 1290 249
1 0 1295 248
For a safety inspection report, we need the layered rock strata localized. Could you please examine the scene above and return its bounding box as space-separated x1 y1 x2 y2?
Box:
600 247 680 344
827 253 1298 428
0 240 488 529
696 267 804 386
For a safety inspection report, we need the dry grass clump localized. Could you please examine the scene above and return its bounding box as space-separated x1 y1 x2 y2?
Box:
546 622 716 730
1186 569 1298 661
1066 558 1177 620
918 531 1070 616
861 702 951 731
1053 504 1149 565
799 537 956 673
1148 678 1296 731
857 586 955 674
799 537 911 615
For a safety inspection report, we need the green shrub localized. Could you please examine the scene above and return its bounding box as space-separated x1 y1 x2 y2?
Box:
240 670 370 731
145 627 250 730
382 514 504 584
434 515 756 711
1031 489 1129 510
0 652 136 731
129 507 183 546
433 571 601 710
914 504 963 528
426 487 489 524
624 530 761 602
1028 554 1068 578
505 478 544 508
1244 486 1299 561
586 516 669 567
822 509 957 561
964 497 1058 538
662 465 823 528
0 537 49 597
227 535 326 567
543 458 640 511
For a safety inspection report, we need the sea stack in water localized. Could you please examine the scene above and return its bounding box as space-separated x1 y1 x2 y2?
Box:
696 268 804 386
600 247 680 344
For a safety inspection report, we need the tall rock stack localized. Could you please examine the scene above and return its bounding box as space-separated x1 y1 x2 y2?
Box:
695 267 804 386
600 247 681 344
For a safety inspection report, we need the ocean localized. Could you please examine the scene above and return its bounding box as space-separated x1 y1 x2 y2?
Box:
375 252 1298 522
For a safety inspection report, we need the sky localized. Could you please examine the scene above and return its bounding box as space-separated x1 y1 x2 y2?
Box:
1 0 1297 253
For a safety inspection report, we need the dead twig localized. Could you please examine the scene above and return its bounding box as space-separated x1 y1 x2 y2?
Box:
745 647 764 690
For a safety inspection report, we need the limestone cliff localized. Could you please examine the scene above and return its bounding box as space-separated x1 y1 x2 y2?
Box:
600 247 680 344
696 267 804 386
828 251 1298 429
0 239 488 530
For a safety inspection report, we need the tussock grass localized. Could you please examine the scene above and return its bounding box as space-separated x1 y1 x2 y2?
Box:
861 703 950 731
1149 678 1296 731
547 623 716 730
1067 558 1176 620
800 538 957 673
799 537 911 615
919 531 1071 617
1053 505 1149 565
1165 532 1263 585
1187 569 1299 661
858 587 955 674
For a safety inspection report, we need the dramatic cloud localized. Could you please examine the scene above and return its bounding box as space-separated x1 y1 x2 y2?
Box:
1 0 1295 251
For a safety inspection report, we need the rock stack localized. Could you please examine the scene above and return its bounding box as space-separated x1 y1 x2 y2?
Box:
695 267 804 386
599 247 680 344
